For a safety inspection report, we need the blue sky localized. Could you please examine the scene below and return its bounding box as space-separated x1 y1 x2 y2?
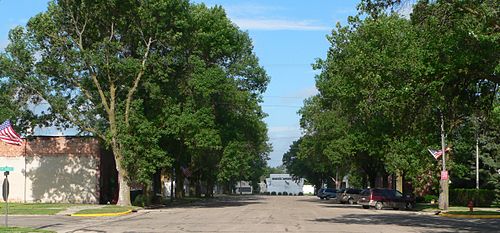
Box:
0 0 360 167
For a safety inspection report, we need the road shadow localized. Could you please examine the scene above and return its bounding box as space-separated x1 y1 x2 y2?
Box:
310 213 500 232
151 195 265 209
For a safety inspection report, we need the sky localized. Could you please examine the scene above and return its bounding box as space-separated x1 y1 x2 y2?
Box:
0 0 360 167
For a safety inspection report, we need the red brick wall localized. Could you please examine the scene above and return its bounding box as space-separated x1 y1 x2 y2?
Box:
0 136 100 157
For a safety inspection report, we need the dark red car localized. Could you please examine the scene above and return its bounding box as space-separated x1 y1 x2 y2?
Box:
358 188 415 210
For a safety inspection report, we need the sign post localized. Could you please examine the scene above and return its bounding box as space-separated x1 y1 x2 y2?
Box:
439 113 449 211
0 167 13 227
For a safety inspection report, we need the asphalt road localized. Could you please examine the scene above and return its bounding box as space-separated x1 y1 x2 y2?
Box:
7 196 500 233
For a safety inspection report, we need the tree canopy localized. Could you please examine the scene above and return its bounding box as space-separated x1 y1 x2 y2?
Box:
285 0 499 197
0 0 270 205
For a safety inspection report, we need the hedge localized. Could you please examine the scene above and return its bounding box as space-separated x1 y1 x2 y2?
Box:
449 189 495 207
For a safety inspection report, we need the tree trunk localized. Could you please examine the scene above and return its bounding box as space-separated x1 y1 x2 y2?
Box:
175 163 184 198
115 155 131 206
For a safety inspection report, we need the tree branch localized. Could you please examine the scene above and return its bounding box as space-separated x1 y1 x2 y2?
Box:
125 37 154 125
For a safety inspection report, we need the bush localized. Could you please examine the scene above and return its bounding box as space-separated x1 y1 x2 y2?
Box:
449 189 495 207
289 193 293 196
283 192 288 196
424 194 438 203
132 194 151 207
298 192 303 196
278 192 282 196
271 191 276 195
264 192 270 195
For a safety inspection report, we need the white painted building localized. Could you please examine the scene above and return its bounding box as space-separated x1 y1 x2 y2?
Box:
302 185 315 195
0 137 114 204
265 174 304 195
234 181 252 194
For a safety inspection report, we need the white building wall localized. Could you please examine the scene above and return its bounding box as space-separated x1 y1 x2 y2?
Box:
302 185 315 195
0 137 101 204
0 155 99 203
266 174 304 194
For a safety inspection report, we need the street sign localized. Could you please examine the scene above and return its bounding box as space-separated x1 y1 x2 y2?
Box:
0 167 13 172
441 171 449 180
2 178 8 202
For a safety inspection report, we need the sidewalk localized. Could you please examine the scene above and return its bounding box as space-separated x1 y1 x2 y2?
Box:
56 205 106 216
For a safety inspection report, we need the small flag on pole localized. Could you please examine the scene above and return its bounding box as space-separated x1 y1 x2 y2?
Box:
0 120 22 146
181 166 192 177
428 147 451 160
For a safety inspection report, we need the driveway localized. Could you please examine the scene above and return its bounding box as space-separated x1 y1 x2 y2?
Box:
7 196 500 232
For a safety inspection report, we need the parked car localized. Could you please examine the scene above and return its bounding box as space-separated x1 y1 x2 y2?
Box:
316 188 326 199
358 188 415 210
317 188 337 200
338 188 363 204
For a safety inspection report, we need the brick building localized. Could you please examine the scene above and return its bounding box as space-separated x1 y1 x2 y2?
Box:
0 136 117 204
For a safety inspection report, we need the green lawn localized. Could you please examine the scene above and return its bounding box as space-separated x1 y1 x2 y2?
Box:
0 226 54 232
74 205 134 215
447 211 500 215
415 203 500 214
0 203 85 215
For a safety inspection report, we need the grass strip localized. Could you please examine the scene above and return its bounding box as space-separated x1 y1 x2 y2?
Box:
0 226 55 232
0 203 83 215
446 211 500 215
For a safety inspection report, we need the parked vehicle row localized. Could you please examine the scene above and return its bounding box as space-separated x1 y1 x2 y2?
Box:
317 188 337 200
317 188 415 210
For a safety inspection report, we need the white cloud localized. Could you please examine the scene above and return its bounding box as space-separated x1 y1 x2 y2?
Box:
224 4 281 17
233 19 329 31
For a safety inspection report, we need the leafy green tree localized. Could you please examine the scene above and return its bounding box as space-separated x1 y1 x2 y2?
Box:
299 0 499 196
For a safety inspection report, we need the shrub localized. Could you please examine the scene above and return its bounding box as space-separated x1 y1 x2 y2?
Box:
265 192 270 195
289 193 293 196
298 192 303 196
278 192 282 196
424 194 438 203
132 194 151 207
283 192 288 196
271 191 276 195
449 189 495 207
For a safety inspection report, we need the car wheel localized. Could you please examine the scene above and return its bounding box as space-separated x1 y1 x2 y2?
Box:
405 202 414 210
348 198 354 205
326 196 330 200
320 197 324 200
362 205 369 209
375 202 383 210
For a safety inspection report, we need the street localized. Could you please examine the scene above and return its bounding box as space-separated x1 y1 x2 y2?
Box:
7 196 500 232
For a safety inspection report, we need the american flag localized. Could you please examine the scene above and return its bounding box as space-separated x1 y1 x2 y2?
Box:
181 166 192 177
428 147 451 160
0 120 22 146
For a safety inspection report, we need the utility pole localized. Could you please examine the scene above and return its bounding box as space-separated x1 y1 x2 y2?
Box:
439 112 449 211
476 136 479 190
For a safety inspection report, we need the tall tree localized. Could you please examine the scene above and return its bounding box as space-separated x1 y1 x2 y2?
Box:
0 0 198 205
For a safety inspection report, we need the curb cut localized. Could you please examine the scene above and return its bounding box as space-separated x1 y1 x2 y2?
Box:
439 213 500 219
70 209 133 217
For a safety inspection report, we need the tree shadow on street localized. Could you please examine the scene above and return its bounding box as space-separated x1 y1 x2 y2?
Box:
153 195 265 209
310 213 500 232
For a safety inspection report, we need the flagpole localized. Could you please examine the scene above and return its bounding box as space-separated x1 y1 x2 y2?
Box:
24 138 27 203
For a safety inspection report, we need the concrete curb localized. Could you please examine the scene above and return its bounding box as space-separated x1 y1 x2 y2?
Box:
70 209 133 217
440 213 500 219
